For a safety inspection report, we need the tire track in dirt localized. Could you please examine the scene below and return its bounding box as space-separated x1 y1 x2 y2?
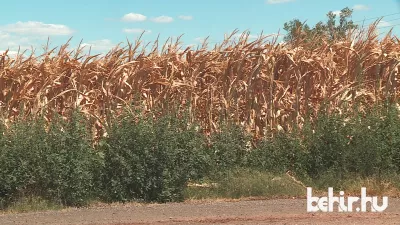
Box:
0 198 399 225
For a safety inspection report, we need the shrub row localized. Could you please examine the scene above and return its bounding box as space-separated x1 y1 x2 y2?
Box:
0 104 400 207
247 103 400 187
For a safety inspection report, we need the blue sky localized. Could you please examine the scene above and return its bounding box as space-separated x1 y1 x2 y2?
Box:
0 0 399 55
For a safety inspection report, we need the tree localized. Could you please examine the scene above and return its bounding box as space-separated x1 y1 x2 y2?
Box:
283 7 358 45
283 19 311 43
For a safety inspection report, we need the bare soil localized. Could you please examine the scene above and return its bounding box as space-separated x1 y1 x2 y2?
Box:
0 198 399 225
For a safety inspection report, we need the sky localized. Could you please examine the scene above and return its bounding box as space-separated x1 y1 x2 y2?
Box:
0 0 399 56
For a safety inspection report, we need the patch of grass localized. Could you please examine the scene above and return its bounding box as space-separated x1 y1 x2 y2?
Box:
341 177 400 197
308 173 400 197
6 196 63 213
184 169 305 200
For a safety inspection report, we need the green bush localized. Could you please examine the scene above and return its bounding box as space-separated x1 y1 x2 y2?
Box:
209 124 250 171
302 111 351 180
300 104 400 187
0 111 101 208
247 132 307 176
101 110 210 203
345 105 400 177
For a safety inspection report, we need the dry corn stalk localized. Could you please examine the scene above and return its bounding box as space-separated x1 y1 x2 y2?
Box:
0 24 399 140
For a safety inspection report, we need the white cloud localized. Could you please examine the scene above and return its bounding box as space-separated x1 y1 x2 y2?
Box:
0 31 39 54
0 50 19 57
121 13 147 22
178 15 193 21
1 21 74 36
353 4 369 11
269 33 283 37
233 33 259 40
266 0 295 4
177 44 197 53
194 37 206 43
332 5 369 16
377 20 391 27
249 34 259 39
0 31 10 40
186 44 196 48
0 23 76 58
123 28 151 34
151 16 174 23
81 39 116 52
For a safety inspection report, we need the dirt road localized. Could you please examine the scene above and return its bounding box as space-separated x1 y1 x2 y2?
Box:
0 198 399 225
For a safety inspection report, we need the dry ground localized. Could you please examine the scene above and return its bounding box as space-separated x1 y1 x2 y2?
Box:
0 197 399 225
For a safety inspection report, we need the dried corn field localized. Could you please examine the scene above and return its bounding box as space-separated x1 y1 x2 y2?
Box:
0 24 399 140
